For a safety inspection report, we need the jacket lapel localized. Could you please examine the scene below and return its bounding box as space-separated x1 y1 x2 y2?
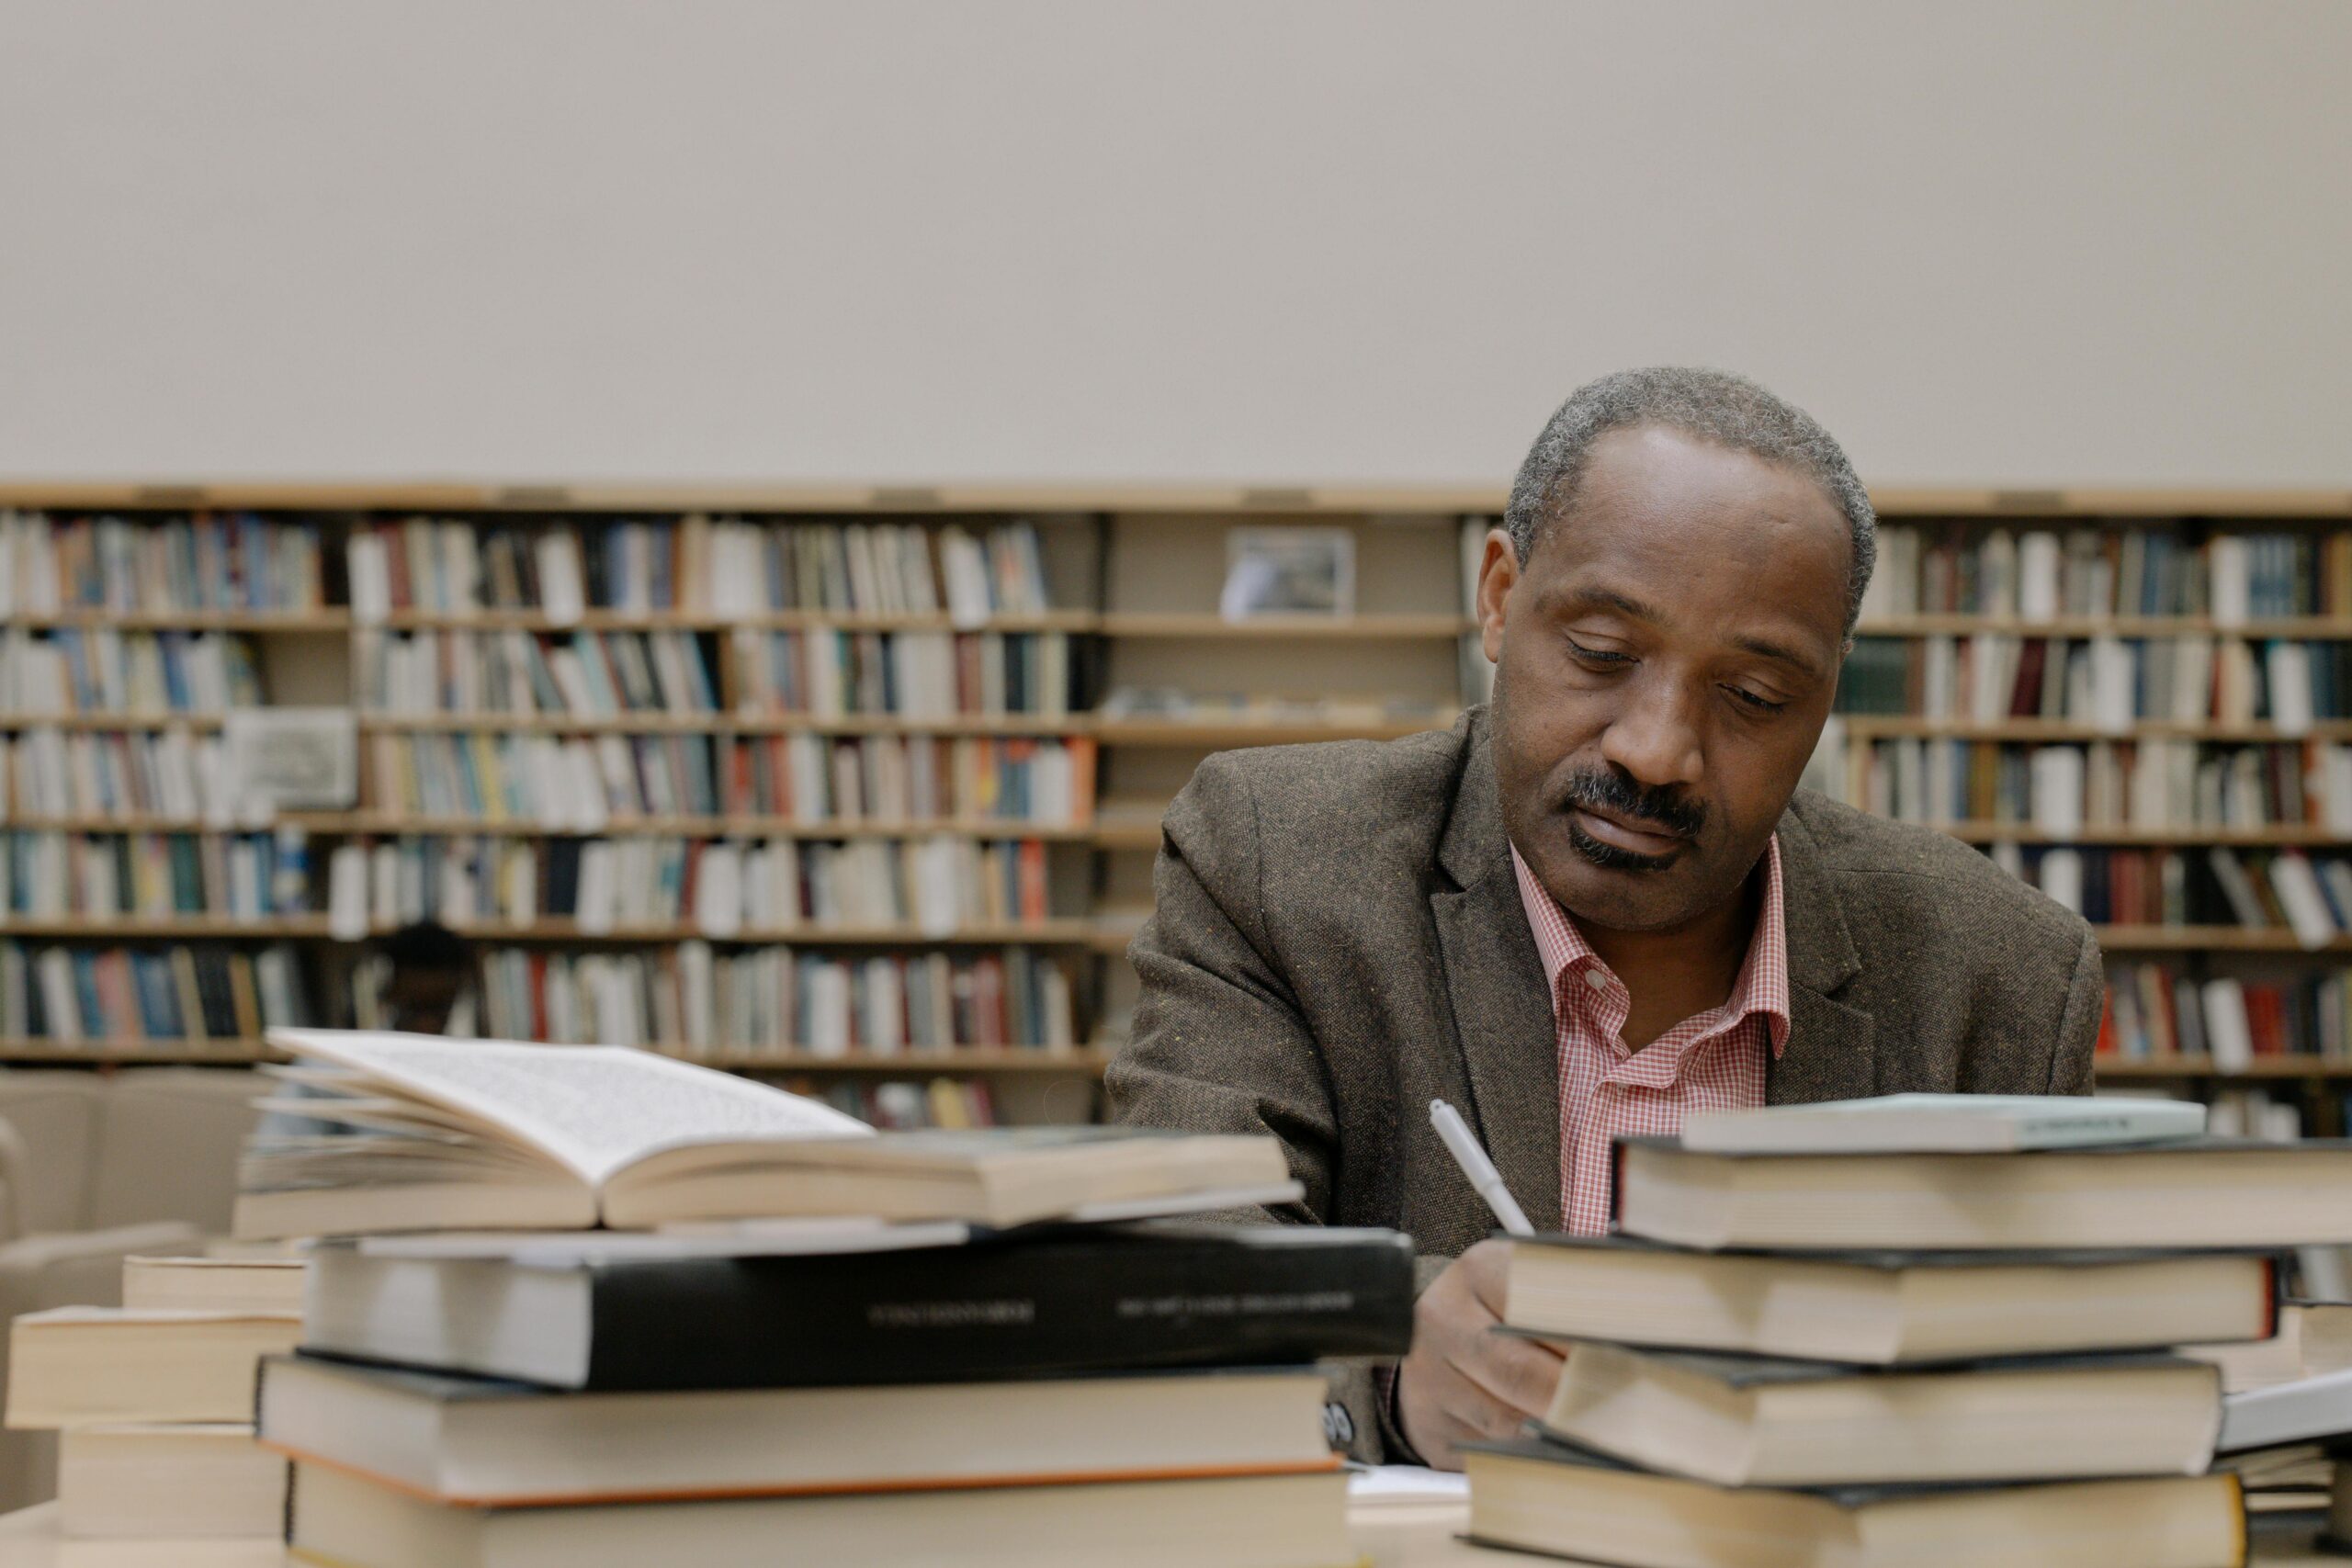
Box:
1430 716 1563 1231
1768 803 1879 1104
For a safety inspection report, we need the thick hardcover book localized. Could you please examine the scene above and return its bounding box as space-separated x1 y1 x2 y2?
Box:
1460 1435 2246 1568
303 1223 1415 1390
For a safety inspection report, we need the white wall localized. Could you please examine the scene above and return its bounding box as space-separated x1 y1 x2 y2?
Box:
1 2 2346 488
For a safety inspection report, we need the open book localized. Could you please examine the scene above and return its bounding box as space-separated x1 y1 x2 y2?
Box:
236 1031 1285 1238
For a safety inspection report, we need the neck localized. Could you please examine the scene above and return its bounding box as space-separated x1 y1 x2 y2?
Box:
1572 866 1761 1049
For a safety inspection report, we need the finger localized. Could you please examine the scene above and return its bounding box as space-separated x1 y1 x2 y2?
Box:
1436 1380 1537 1445
1453 1330 1567 1417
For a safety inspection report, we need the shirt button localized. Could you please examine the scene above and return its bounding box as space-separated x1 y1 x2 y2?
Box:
1584 969 1610 992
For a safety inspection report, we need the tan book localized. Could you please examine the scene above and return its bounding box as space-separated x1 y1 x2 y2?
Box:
5 1309 300 1429
1507 1237 2277 1365
289 1461 1347 1568
59 1424 288 1540
121 1256 307 1315
1613 1135 2352 1250
1534 1343 2220 1487
237 1030 1282 1237
1463 1439 2244 1568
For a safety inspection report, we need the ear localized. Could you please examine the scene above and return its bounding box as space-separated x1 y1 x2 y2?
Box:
1476 527 1518 665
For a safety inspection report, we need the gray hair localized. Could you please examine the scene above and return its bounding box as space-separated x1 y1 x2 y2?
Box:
1503 367 1876 635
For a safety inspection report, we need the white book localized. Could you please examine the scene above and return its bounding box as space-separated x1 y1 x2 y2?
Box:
1681 1093 2206 1155
2267 642 2314 737
2035 848 2083 914
2016 532 2061 622
2209 536 2249 627
2030 747 2085 837
327 844 370 943
693 842 743 938
2220 1366 2352 1453
2267 853 2340 950
939 527 992 629
535 534 586 627
2088 636 2133 734
2172 637 2215 723
2202 978 2255 1074
574 844 616 935
37 949 81 1041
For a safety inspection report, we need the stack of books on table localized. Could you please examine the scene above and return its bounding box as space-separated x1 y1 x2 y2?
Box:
1457 1093 2352 1568
234 1029 1412 1567
3 1253 305 1553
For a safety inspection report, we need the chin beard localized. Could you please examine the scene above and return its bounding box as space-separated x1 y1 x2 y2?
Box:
1565 814 1684 873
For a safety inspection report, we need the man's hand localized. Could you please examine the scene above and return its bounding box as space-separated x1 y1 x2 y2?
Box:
1396 1239 1566 1470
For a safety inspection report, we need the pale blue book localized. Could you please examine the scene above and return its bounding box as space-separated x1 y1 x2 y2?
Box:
1680 1094 2206 1156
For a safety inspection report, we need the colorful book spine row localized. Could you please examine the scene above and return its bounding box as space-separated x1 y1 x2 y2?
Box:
729 629 1070 719
339 834 1057 933
1998 845 2352 939
2099 959 2352 1067
1837 635 2352 726
0 630 262 716
351 517 1054 619
461 942 1078 1054
0 512 325 614
365 732 1094 828
0 829 312 919
1861 525 2351 621
1833 737 2352 833
0 941 313 1044
2 729 230 822
357 629 718 716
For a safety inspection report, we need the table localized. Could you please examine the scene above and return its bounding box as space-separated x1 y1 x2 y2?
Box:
0 1497 2336 1566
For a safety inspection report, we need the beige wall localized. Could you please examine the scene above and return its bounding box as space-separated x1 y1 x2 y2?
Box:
0 2 2346 488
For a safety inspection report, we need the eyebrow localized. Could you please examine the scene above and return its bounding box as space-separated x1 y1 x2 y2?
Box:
1558 585 1827 682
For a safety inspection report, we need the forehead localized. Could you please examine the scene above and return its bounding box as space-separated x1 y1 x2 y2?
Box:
1533 425 1852 635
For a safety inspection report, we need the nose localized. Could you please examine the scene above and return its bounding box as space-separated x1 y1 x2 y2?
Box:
1597 671 1705 792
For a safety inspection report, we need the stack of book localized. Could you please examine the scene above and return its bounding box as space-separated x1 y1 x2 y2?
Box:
236 1030 1411 1566
1456 1094 2352 1567
3 1253 304 1547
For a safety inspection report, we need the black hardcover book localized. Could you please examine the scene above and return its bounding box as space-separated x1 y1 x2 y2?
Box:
305 1223 1414 1392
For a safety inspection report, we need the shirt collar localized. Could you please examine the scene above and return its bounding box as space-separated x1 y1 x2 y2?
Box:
1508 833 1792 1058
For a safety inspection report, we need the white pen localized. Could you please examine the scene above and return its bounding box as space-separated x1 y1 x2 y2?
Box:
1428 1098 1534 1236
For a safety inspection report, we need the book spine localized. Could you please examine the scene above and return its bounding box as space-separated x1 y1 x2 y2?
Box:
570 1232 1413 1391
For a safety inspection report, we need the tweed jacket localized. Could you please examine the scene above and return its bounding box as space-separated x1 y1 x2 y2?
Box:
1107 706 2103 1459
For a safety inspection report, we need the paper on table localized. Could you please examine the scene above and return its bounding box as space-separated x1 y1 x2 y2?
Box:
1346 1465 1470 1505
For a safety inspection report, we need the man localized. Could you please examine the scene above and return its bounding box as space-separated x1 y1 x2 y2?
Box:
376 920 474 1036
1108 367 2101 1467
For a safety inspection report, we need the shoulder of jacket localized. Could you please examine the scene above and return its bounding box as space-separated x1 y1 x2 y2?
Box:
1785 789 2092 945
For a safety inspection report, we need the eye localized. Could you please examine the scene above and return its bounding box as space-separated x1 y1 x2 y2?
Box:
1724 685 1787 715
1565 637 1633 669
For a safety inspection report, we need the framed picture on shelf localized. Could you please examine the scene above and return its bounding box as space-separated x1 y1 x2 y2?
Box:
1220 526 1355 620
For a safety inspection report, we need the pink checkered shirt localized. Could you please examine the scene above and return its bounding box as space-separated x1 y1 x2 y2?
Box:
1510 837 1791 1236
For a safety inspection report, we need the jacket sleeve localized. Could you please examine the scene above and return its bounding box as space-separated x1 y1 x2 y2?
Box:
2046 924 2105 1094
1104 757 1402 1461
1105 751 1335 1224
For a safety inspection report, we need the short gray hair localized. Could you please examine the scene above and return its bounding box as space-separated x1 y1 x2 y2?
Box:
1504 367 1876 635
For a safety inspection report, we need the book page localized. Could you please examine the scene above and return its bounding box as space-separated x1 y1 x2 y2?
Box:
266 1030 871 1189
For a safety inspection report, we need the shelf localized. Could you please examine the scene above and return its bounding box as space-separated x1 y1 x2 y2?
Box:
0 712 232 731
1096 714 1457 747
1838 716 2352 742
376 609 1097 633
356 712 1083 737
0 816 225 834
319 816 1097 841
659 1047 1111 1074
1922 822 2352 847
2095 1055 2352 1080
431 919 1101 945
2093 926 2352 952
0 917 332 939
1855 615 2352 639
6 480 2347 519
1097 613 1473 639
1092 799 1167 851
4 610 348 632
0 1039 282 1065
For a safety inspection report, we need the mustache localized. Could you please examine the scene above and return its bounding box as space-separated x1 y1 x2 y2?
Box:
1556 768 1708 840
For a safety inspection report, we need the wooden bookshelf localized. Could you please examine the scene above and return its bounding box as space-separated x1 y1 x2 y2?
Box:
8 483 2352 1124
